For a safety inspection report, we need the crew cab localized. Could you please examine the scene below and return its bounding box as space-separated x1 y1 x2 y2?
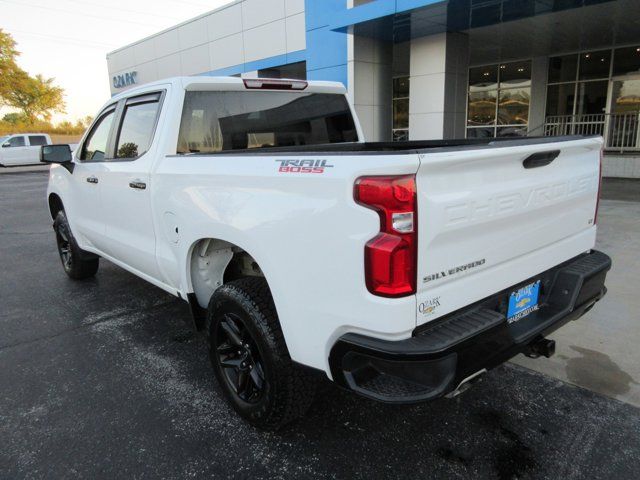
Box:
42 77 611 429
0 133 51 166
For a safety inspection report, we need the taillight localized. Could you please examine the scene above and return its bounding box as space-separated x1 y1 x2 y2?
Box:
355 175 417 297
594 147 603 225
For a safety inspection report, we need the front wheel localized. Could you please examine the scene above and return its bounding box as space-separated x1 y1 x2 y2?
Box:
53 211 99 280
207 277 316 430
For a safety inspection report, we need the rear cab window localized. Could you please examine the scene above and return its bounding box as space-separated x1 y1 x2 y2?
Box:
177 91 358 154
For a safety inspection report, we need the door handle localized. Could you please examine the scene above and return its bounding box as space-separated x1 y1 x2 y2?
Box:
129 180 147 190
86 176 98 184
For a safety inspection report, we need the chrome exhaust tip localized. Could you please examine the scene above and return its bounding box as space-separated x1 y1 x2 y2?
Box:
445 369 487 398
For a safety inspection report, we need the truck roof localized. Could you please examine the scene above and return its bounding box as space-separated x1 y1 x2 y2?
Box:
109 76 347 104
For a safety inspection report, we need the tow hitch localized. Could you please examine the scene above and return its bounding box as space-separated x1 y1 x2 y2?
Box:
525 337 556 358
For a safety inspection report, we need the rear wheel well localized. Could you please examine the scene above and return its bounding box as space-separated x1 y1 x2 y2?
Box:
188 238 265 329
48 194 64 219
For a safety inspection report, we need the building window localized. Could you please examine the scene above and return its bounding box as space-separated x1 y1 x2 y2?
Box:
546 47 640 119
612 46 640 76
546 51 610 119
392 76 409 141
353 0 376 6
258 61 306 80
466 60 531 138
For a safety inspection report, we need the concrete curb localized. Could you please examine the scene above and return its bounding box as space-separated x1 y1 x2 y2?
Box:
0 165 50 174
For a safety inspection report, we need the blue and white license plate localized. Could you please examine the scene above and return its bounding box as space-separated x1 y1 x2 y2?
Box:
507 280 540 323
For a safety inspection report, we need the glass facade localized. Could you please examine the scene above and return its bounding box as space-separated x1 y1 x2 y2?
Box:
392 76 409 141
611 78 640 114
467 60 531 138
545 45 640 151
546 46 640 119
394 45 640 143
546 51 609 118
613 46 640 76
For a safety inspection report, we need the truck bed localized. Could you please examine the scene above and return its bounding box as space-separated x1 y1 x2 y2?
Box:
175 135 590 156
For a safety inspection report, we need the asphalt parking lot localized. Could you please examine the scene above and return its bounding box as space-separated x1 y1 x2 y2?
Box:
1 171 639 479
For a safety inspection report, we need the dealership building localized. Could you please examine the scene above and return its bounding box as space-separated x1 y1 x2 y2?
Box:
107 0 640 177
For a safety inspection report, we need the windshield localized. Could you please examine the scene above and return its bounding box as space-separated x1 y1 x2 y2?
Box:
177 91 358 154
0 136 9 144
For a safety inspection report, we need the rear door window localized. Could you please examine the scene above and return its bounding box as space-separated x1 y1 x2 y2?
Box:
28 135 48 146
115 93 162 159
177 91 358 154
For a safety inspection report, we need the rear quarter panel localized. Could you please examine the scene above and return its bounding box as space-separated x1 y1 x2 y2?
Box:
152 152 420 373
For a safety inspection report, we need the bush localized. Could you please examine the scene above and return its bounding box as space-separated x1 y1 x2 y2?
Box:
0 115 92 137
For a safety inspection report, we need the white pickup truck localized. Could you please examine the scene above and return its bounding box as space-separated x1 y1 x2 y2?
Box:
0 133 51 166
42 77 611 429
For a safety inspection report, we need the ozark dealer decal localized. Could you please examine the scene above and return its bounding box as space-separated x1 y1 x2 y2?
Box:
419 297 441 316
276 159 334 174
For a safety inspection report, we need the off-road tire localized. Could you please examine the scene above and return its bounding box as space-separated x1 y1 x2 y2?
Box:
53 210 99 280
207 277 316 430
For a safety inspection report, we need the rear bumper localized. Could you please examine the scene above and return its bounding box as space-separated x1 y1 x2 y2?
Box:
329 250 611 403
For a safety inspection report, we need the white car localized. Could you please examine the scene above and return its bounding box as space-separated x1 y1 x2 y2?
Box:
0 133 51 166
42 77 611 429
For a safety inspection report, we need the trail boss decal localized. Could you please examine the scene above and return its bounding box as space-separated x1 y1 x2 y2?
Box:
423 259 486 283
276 159 334 174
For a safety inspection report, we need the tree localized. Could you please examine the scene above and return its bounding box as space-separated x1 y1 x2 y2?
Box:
0 29 21 105
2 112 25 124
4 73 66 123
75 115 93 131
0 29 66 123
117 142 139 158
0 29 18 63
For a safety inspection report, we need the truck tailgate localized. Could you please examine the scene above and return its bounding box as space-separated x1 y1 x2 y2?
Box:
415 137 602 326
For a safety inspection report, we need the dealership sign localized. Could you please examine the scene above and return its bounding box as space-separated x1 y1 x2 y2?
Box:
113 71 138 89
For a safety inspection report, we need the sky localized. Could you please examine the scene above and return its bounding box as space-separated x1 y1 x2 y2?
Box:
1 0 233 123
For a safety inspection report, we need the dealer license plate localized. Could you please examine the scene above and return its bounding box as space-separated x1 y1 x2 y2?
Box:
507 280 540 323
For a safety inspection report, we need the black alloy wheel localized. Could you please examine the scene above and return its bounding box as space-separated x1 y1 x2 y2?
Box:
55 219 73 271
215 312 266 404
53 210 99 280
207 278 317 429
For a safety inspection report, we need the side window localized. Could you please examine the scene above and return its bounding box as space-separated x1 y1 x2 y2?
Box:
28 135 48 146
80 109 115 161
8 136 26 147
115 94 161 159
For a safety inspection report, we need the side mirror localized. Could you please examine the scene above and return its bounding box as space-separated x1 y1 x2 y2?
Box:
2 142 10 148
41 144 72 164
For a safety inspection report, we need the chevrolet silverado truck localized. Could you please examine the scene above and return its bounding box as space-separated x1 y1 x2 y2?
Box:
0 133 51 166
42 77 611 429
